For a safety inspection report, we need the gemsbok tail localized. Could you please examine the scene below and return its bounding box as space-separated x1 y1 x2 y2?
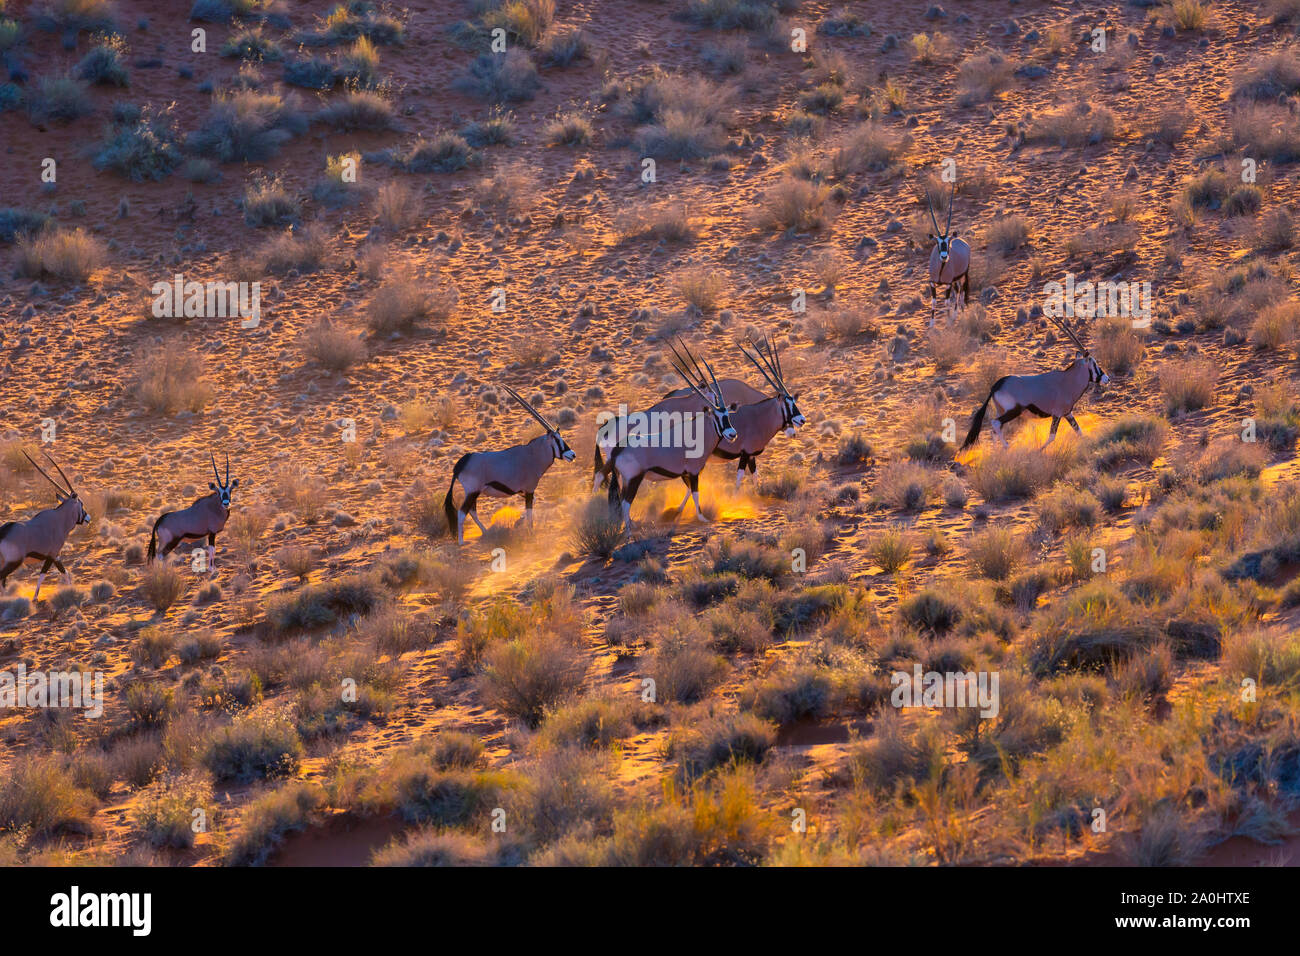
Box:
606 448 621 510
444 454 470 537
962 377 1007 450
592 443 605 488
146 516 163 561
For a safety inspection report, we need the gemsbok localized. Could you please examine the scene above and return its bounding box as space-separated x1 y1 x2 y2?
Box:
591 380 763 493
925 183 971 327
961 315 1109 450
148 453 239 570
443 385 576 545
606 341 738 529
0 450 91 601
664 335 805 488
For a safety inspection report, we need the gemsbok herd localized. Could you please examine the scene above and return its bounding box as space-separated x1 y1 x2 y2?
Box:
0 185 1112 598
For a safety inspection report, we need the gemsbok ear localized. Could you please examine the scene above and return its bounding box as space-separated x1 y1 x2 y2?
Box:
209 482 217 491
231 479 240 488
728 402 738 411
950 230 959 238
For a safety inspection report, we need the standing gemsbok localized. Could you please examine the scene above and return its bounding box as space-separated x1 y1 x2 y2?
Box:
0 451 91 600
606 341 738 529
148 453 239 570
925 183 971 328
443 385 576 545
663 335 805 488
961 315 1109 450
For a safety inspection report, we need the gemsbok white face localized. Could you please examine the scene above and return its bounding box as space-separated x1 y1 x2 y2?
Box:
209 452 239 508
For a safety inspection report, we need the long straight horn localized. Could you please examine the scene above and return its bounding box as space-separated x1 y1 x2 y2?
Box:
502 384 554 432
669 340 706 392
741 345 781 392
701 355 725 405
925 189 940 235
674 337 710 391
22 451 68 498
945 182 954 234
759 330 780 387
41 450 75 496
225 452 230 486
211 452 222 486
749 336 783 391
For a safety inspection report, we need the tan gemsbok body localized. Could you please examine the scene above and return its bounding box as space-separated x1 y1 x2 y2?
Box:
0 451 91 600
593 377 765 492
148 453 239 570
926 183 971 327
443 386 575 544
662 336 805 488
606 340 738 528
962 316 1110 450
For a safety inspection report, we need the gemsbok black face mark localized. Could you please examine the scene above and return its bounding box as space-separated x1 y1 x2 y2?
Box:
443 384 575 545
925 182 971 328
606 339 738 530
0 450 90 601
148 452 238 572
961 314 1109 451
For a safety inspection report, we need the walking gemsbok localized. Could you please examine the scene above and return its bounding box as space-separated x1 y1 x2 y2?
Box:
148 453 239 570
925 183 971 327
961 315 1109 450
606 340 738 529
0 450 91 600
662 335 805 488
443 385 576 544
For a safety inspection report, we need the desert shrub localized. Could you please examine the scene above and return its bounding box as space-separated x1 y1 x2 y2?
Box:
867 529 913 574
1250 302 1300 351
480 625 586 728
300 319 366 371
26 72 94 124
1026 100 1116 147
969 444 1074 502
401 131 474 172
242 175 299 226
0 208 51 244
1230 103 1300 164
965 526 1024 581
1159 359 1218 414
138 561 186 613
545 109 593 146
75 35 129 86
0 755 97 837
265 573 385 634
873 461 934 512
225 781 326 866
372 829 490 866
670 713 776 781
1092 316 1145 376
752 176 833 232
1233 47 1300 100
93 106 182 181
15 227 106 281
134 341 212 414
456 48 539 102
1037 485 1101 534
742 668 831 726
188 88 308 162
373 180 419 231
317 87 396 130
204 710 303 782
955 50 1014 106
652 626 727 703
132 772 213 848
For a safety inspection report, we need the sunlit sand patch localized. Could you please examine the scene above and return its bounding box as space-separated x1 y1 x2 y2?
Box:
954 412 1100 466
